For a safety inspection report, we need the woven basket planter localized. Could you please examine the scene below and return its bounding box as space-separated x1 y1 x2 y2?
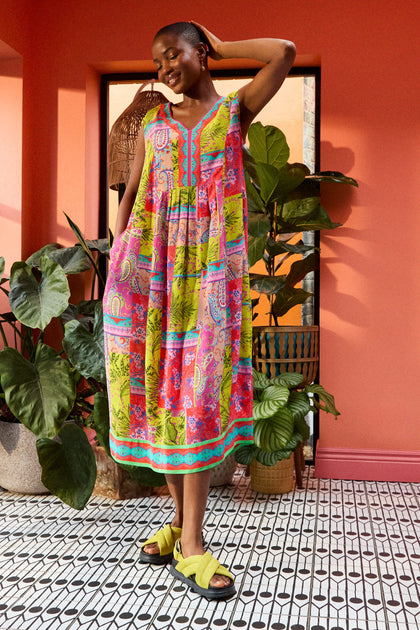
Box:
253 325 319 384
250 454 294 494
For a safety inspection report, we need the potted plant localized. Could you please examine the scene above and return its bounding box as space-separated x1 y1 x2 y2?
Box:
235 368 339 494
0 216 165 509
245 122 358 381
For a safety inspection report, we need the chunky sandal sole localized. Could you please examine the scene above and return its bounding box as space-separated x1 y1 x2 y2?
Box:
139 549 173 565
139 524 183 565
169 562 236 600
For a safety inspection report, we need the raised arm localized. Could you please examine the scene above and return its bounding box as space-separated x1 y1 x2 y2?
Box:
192 22 296 138
113 128 145 239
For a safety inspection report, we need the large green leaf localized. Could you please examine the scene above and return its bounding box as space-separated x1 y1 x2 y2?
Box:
245 181 265 215
60 304 79 324
266 238 314 258
234 444 257 466
9 255 70 331
77 299 103 317
63 303 106 384
283 432 304 452
294 414 310 441
286 252 320 287
0 257 5 281
271 372 304 388
26 244 61 267
282 196 320 221
85 238 111 256
306 383 340 418
306 171 358 187
254 162 283 205
248 122 289 168
37 423 97 510
287 390 311 421
253 399 283 421
248 235 267 268
242 146 259 183
270 163 308 203
91 391 110 455
253 407 294 451
260 384 290 406
249 273 286 295
290 204 341 231
273 286 313 318
254 447 295 466
254 448 280 466
252 369 271 390
0 344 76 438
248 212 270 238
47 246 92 274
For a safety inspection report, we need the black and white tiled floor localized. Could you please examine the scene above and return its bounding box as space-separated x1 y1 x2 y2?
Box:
0 466 419 630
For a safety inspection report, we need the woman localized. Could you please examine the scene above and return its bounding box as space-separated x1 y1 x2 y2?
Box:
104 21 295 599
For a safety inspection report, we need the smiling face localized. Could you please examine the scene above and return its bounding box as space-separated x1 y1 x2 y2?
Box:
152 32 204 95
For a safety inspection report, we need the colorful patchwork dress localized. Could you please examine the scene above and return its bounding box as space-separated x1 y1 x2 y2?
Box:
103 91 253 473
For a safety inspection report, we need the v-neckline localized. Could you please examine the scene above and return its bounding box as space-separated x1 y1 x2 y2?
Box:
167 96 225 132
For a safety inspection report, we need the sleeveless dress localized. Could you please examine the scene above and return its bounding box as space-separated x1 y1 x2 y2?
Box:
103 91 253 474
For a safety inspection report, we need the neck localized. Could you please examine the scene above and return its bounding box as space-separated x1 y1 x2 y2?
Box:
181 73 219 108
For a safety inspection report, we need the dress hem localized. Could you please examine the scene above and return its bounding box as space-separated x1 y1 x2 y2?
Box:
109 438 254 474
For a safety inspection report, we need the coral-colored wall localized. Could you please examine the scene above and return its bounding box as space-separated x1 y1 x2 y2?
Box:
0 58 22 270
0 0 419 480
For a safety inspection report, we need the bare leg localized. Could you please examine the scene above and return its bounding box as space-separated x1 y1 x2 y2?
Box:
180 469 230 588
142 473 184 555
164 473 184 528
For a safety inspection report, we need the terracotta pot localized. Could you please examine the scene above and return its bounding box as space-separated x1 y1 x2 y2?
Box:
0 419 49 494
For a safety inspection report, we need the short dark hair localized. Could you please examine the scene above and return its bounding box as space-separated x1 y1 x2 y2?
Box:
153 22 207 49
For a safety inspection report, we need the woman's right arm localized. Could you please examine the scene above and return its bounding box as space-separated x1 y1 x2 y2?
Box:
113 128 145 238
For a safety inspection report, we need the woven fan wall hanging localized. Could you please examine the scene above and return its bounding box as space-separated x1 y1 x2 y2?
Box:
107 81 168 190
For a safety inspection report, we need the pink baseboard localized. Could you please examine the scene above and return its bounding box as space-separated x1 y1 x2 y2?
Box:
315 447 420 483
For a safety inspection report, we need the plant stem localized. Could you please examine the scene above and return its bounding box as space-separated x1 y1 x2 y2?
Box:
0 322 8 348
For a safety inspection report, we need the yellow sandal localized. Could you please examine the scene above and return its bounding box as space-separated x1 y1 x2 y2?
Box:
140 524 182 565
169 539 235 600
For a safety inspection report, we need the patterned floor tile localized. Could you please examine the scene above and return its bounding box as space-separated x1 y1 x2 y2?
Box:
0 468 419 630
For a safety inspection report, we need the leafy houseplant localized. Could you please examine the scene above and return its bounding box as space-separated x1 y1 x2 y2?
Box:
245 122 358 322
0 216 164 509
235 369 339 493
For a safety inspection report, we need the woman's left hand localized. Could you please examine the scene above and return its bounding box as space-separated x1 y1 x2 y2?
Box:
190 21 223 60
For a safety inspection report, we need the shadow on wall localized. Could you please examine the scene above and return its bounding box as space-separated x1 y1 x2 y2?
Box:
319 262 371 327
320 141 357 226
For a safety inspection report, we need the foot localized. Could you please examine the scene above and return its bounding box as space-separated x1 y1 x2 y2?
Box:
142 541 159 555
142 521 182 556
180 539 231 588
